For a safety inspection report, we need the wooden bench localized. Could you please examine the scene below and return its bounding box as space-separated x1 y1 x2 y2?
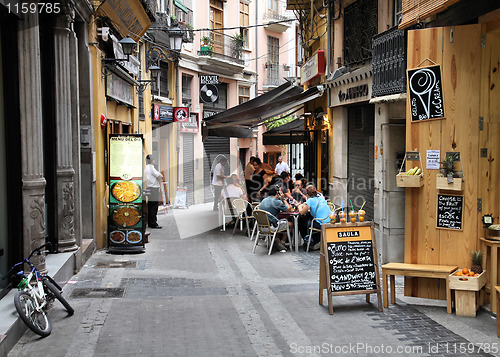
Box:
382 263 458 314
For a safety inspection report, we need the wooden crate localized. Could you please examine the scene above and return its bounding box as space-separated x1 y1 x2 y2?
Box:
449 271 486 290
449 271 486 317
436 176 464 191
396 173 423 187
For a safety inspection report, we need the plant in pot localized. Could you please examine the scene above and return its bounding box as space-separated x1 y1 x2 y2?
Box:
200 36 213 56
230 33 244 59
439 152 460 183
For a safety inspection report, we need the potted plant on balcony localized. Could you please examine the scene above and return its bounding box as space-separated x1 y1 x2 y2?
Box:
183 23 194 43
170 15 178 26
437 152 464 191
230 33 244 59
200 36 213 56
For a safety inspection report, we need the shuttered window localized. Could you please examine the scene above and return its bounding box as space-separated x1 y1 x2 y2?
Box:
399 0 459 29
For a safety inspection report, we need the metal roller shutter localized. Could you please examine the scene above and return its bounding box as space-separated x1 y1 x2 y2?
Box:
347 105 375 220
182 134 195 206
203 136 230 202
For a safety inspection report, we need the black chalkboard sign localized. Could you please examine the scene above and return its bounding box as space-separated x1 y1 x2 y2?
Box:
319 222 382 314
327 239 377 292
408 65 445 121
437 194 463 230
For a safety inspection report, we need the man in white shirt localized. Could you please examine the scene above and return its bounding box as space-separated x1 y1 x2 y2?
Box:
144 155 163 229
212 157 228 211
275 156 290 175
221 177 246 200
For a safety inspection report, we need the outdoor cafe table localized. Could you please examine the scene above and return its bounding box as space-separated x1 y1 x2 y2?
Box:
278 211 300 252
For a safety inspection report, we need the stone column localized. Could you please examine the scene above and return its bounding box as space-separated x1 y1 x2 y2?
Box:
18 11 47 270
54 6 77 252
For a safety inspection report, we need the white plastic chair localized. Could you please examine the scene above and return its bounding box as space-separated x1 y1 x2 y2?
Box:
219 198 240 231
231 199 254 237
252 209 290 255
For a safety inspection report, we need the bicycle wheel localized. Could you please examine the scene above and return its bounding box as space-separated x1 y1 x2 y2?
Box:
42 278 74 316
14 290 52 337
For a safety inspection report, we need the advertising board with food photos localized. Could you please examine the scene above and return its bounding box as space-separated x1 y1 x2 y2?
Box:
108 134 145 252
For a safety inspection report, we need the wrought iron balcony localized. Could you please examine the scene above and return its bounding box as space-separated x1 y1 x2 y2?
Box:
372 27 407 97
197 30 245 66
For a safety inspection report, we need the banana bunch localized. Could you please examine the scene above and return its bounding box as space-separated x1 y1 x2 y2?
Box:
406 167 421 175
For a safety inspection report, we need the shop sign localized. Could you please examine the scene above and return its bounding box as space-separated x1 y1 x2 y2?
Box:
330 77 372 107
99 0 151 40
106 72 134 106
200 75 219 103
152 104 173 123
300 50 325 85
108 134 145 251
174 107 189 122
203 110 220 119
408 65 445 121
180 113 199 133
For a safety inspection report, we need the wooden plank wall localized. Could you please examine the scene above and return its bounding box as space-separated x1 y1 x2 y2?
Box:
404 25 482 299
479 27 500 287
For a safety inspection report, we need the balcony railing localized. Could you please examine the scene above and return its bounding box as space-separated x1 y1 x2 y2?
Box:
264 9 289 22
198 30 245 66
372 27 406 97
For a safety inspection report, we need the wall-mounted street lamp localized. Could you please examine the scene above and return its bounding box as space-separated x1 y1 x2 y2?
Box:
102 35 137 64
168 25 184 52
136 65 160 93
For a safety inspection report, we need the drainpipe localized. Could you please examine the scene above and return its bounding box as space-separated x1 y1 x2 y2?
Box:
176 62 180 186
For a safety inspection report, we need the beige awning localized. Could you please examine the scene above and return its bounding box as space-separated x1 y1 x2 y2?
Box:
398 0 460 30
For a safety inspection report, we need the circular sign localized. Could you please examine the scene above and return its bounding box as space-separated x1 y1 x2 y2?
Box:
200 84 219 103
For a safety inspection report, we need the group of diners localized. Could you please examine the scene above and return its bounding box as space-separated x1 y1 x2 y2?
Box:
212 155 333 253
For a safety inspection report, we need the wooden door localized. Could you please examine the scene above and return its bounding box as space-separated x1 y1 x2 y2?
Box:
404 24 482 299
210 0 224 55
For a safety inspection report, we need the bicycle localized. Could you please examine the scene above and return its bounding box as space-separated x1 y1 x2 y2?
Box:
2 243 74 337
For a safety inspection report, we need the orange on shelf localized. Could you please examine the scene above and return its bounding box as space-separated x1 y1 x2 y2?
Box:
462 268 469 275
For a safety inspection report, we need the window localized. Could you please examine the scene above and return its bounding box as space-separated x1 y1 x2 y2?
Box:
182 75 192 105
240 2 249 47
268 0 278 12
159 61 169 98
267 36 279 85
394 0 402 26
238 86 250 104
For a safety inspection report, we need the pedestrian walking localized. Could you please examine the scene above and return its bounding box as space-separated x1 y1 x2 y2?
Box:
144 155 163 229
274 156 290 175
212 157 228 211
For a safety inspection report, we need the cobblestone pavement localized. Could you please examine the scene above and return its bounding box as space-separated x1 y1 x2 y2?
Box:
8 205 500 357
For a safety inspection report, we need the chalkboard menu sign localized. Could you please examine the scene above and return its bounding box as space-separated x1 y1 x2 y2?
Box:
319 222 382 314
437 194 463 230
408 65 445 121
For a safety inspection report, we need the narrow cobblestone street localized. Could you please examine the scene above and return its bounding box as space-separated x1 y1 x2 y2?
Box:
8 205 500 357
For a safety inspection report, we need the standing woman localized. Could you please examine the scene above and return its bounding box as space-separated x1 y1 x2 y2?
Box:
297 184 331 250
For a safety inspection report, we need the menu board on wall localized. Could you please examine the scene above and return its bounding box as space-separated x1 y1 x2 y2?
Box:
108 134 145 251
437 194 463 230
408 65 445 121
319 222 383 314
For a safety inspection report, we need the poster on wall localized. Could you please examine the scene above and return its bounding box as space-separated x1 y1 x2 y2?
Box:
108 134 145 252
180 113 199 133
407 65 445 122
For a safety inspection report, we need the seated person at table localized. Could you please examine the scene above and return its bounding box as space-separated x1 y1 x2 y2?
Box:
273 172 294 202
259 185 293 251
291 180 307 203
297 184 332 251
220 177 247 201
